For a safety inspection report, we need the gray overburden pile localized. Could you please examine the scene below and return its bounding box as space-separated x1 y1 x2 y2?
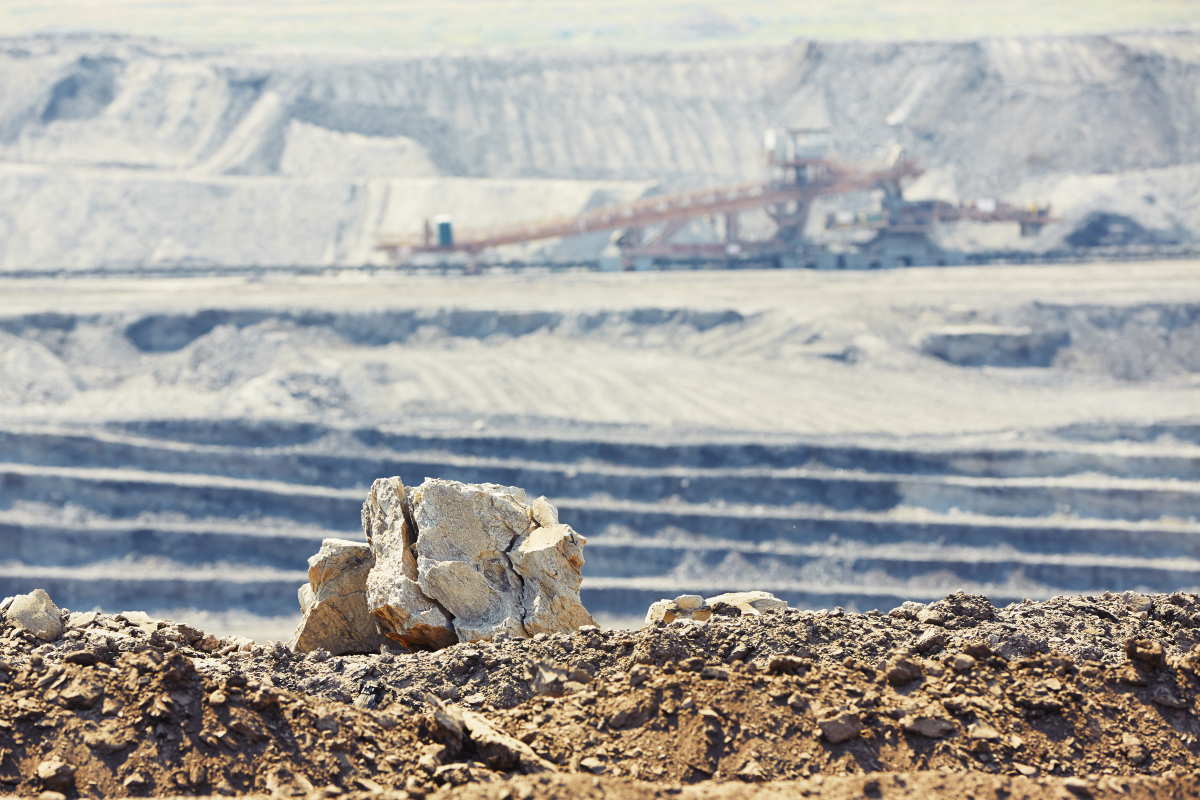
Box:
290 478 596 655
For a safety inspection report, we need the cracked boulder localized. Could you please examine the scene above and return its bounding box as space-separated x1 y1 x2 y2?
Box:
363 477 594 648
290 538 390 656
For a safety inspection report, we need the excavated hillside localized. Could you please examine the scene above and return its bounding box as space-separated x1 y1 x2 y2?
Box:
0 33 1197 268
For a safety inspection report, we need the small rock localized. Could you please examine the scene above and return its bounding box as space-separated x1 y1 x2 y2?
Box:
1152 685 1187 709
462 709 557 773
434 763 475 787
951 653 976 672
529 660 574 696
66 611 98 630
63 650 100 667
1122 732 1148 765
727 643 751 662
709 601 742 617
767 655 807 675
1125 638 1165 670
963 641 993 659
705 591 786 616
124 773 150 791
967 722 1000 740
915 629 946 654
916 608 947 626
645 597 712 625
1013 763 1038 777
901 713 956 738
885 656 923 686
424 694 465 755
888 601 926 620
628 664 651 686
818 711 862 744
36 760 75 791
60 673 105 709
1062 777 1093 798
645 600 676 624
580 757 606 774
7 589 65 641
735 759 765 782
417 744 446 775
37 792 67 800
700 665 730 680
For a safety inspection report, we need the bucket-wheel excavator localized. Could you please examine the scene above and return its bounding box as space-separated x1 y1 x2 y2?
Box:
377 130 1054 271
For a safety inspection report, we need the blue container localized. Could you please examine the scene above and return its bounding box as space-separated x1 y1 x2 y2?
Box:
436 216 454 248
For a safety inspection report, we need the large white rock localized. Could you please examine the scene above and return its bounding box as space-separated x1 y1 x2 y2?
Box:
363 477 456 650
5 589 64 641
290 538 390 656
363 477 594 647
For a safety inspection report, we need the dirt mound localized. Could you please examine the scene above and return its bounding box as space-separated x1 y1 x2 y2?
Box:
6 592 1200 797
0 649 418 798
488 643 1200 783
8 591 1200 715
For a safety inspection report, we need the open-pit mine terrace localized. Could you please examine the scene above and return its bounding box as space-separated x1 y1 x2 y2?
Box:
1 262 1198 637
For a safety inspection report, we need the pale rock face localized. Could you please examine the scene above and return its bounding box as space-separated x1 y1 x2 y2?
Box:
363 477 456 650
363 477 594 647
410 479 528 642
6 588 64 641
411 480 531 643
362 476 417 580
411 480 529 563
419 559 526 643
510 523 596 635
290 538 390 656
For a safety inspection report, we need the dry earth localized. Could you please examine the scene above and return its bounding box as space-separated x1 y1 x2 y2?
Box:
6 591 1200 798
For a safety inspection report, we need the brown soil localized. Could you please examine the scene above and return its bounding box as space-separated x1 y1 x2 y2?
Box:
0 649 418 798
489 645 1200 782
5 592 1200 798
440 772 1200 800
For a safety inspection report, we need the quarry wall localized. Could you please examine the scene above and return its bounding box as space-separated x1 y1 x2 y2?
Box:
0 33 1197 268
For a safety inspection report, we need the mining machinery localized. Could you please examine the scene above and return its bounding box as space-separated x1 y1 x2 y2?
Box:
377 129 1055 270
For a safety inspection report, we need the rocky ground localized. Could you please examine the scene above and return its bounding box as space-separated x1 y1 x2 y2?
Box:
6 590 1200 797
